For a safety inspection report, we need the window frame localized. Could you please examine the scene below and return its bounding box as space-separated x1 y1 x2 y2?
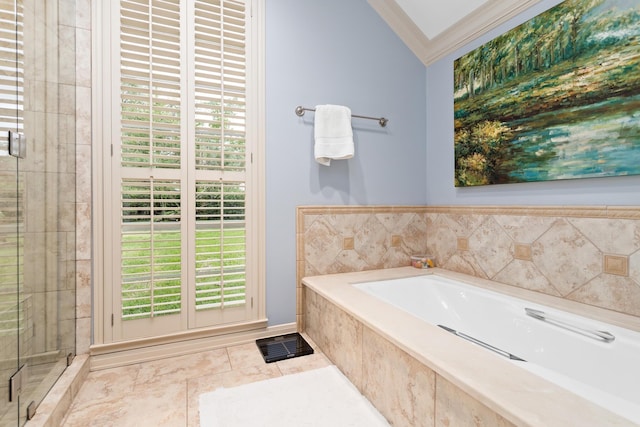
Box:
92 0 265 346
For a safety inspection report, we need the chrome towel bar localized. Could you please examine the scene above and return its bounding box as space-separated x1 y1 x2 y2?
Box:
295 105 388 127
525 308 615 343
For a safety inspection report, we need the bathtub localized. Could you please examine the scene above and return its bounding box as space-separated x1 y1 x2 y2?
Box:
302 267 640 427
354 274 640 425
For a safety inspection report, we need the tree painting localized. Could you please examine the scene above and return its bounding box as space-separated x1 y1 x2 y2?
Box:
454 0 640 187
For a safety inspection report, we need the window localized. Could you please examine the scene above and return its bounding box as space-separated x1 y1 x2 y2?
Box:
97 0 264 342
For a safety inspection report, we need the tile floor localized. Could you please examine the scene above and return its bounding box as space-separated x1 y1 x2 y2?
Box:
61 334 331 426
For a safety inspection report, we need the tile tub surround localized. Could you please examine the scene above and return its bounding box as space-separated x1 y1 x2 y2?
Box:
302 267 640 427
296 206 430 329
296 205 640 331
425 205 640 318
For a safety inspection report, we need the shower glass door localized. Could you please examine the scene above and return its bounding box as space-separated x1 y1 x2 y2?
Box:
0 0 24 424
1 0 24 424
0 0 76 424
0 142 21 424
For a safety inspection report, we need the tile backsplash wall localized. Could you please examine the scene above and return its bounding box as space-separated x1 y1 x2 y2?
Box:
298 206 429 276
297 205 640 329
296 206 429 328
427 206 640 318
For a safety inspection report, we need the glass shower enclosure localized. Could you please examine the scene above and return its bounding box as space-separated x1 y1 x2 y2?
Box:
0 0 76 425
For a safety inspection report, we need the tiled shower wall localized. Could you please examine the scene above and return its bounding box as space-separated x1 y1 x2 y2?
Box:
21 0 92 359
74 0 92 356
297 205 640 328
23 0 93 358
22 0 79 364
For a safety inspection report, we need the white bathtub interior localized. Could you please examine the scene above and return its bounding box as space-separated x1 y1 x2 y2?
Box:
354 274 640 425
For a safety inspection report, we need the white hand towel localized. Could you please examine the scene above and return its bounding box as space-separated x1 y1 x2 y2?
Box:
314 104 354 166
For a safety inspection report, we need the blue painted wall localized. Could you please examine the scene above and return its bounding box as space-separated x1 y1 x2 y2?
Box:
265 0 427 324
265 0 640 326
426 0 640 205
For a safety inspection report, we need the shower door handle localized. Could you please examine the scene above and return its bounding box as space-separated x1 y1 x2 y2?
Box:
8 130 26 158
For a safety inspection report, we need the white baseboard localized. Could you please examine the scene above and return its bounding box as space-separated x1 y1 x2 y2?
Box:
90 322 297 371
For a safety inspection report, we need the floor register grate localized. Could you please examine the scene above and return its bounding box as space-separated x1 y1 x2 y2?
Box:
256 333 314 363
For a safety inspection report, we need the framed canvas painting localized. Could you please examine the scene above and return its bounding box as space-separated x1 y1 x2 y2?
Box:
454 0 640 187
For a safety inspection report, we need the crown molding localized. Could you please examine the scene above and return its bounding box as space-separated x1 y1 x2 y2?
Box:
368 0 543 66
367 0 430 62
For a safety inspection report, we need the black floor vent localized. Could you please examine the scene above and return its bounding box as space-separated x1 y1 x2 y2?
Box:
256 332 314 363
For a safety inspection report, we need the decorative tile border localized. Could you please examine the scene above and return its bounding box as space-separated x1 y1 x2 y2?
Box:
457 237 469 251
513 244 532 261
604 255 628 277
426 205 640 219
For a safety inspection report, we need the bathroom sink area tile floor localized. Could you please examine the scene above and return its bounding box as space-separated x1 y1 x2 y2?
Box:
62 334 332 426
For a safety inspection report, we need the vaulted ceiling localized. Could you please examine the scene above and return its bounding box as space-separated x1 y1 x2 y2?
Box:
368 0 544 65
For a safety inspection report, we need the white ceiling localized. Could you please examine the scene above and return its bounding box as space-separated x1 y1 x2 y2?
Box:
394 0 489 39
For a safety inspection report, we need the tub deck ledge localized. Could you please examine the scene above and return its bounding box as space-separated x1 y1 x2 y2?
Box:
302 267 639 427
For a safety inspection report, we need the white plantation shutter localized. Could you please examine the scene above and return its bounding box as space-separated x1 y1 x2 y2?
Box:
120 179 182 320
105 0 260 341
194 0 246 172
120 0 182 169
118 0 185 327
194 180 246 311
192 0 248 318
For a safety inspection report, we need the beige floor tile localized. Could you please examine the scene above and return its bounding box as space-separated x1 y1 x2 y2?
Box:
226 342 266 370
63 340 331 427
69 364 141 407
63 398 129 427
64 378 186 427
135 348 231 385
276 352 331 375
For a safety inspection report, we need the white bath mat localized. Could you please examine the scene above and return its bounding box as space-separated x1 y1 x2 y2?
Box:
198 365 390 427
